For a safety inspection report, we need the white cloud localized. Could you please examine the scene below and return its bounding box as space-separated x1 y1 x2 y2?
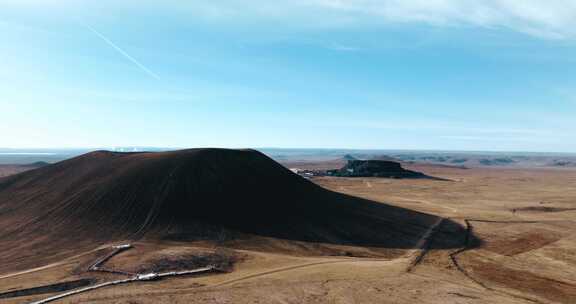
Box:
552 87 576 104
311 0 576 39
2 1 576 40
326 43 362 52
310 120 548 135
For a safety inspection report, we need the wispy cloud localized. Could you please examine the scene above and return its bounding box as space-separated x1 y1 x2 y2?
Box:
552 87 576 105
312 120 546 135
327 43 362 52
110 1 576 41
437 133 574 144
310 0 576 40
5 1 576 40
83 23 161 80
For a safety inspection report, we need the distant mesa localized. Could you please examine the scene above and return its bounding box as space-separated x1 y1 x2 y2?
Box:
478 158 515 166
342 154 358 161
22 161 50 167
327 160 431 179
550 160 576 167
449 158 468 164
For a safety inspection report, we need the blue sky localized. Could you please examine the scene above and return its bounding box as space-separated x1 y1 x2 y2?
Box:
1 1 575 152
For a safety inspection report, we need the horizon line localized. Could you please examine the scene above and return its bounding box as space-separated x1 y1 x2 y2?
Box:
0 147 575 155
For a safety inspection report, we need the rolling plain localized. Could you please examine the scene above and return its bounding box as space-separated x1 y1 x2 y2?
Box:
0 150 575 303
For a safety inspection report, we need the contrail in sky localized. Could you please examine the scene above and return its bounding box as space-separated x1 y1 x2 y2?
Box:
84 24 161 80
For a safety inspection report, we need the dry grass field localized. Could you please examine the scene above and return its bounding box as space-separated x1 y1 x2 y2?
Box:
1 158 575 304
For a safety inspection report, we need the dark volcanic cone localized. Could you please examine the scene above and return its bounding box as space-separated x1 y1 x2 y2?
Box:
0 149 472 273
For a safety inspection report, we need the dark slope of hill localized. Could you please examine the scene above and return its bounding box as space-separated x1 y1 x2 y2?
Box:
0 162 48 178
0 149 473 273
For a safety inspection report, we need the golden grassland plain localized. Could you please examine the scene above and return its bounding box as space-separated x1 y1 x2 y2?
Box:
1 163 575 304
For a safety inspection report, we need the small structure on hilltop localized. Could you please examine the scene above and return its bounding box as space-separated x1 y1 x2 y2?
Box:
326 160 430 179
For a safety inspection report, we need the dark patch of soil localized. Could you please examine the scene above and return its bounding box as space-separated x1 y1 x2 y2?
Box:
135 248 241 273
515 206 576 213
447 292 479 299
0 278 96 299
468 256 576 303
482 230 563 256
